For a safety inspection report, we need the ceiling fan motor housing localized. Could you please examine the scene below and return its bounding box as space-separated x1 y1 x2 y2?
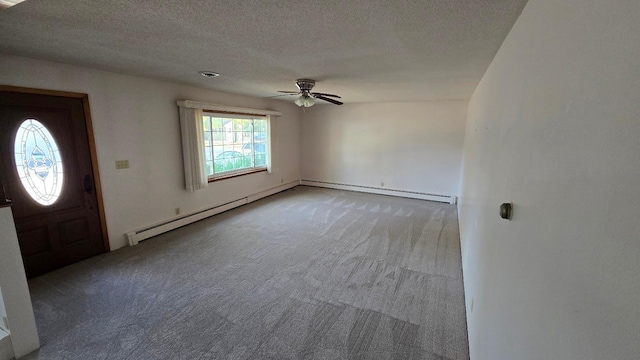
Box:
296 79 316 94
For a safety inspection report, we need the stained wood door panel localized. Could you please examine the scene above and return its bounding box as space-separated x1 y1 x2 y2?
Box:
16 226 51 257
0 90 106 278
59 218 90 245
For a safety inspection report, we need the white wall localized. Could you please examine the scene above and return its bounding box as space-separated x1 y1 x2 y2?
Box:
0 54 302 250
458 0 640 359
0 207 39 358
301 101 467 197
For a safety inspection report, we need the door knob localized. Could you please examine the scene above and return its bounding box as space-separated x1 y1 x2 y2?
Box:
500 203 513 220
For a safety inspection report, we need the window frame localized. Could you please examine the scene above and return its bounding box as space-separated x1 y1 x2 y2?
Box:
202 111 269 181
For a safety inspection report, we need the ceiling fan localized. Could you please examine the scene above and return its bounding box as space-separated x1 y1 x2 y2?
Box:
269 79 343 107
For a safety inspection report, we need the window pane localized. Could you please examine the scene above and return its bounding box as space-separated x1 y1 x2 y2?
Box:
205 115 268 176
212 118 224 142
255 133 266 143
254 119 267 168
254 143 266 154
242 120 252 143
213 145 223 159
234 128 239 142
212 117 223 130
254 119 266 132
233 144 243 154
224 121 233 142
255 153 266 166
235 155 249 170
14 119 64 206
203 116 210 131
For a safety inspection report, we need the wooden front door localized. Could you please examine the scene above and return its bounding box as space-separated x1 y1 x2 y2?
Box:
0 89 107 278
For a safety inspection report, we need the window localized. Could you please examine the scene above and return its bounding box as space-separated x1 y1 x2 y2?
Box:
202 113 268 179
177 100 280 191
14 119 64 206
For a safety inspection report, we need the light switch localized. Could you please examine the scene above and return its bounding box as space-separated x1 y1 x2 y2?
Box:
115 160 129 169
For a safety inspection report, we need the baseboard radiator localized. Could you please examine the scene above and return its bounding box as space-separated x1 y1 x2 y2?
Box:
300 179 456 204
126 180 300 246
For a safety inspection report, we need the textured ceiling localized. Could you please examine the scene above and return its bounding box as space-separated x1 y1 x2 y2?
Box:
0 0 528 103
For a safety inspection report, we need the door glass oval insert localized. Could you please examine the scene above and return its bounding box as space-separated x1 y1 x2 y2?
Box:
13 119 64 206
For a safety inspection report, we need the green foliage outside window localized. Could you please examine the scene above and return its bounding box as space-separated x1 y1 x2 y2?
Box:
214 156 253 173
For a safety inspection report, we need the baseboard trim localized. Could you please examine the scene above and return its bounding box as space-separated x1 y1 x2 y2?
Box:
126 180 300 246
300 179 456 204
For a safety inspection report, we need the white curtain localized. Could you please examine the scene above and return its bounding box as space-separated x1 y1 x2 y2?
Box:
179 107 207 191
266 115 277 174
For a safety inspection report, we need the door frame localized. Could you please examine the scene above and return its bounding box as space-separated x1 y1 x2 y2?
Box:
0 85 110 252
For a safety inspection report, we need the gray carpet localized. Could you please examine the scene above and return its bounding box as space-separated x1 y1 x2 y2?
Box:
23 186 469 360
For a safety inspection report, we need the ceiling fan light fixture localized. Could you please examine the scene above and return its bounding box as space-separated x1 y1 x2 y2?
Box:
295 95 315 107
303 96 315 107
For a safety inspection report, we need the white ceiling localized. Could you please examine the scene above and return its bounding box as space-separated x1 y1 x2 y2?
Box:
0 0 528 103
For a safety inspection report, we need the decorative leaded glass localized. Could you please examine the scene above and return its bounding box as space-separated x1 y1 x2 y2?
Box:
13 119 64 206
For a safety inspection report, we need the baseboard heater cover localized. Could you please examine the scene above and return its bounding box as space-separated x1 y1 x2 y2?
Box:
126 180 299 246
300 180 456 204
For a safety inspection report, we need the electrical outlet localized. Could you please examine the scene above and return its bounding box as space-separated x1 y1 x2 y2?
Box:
281 178 284 184
471 297 474 313
175 207 180 215
381 182 384 187
115 160 129 169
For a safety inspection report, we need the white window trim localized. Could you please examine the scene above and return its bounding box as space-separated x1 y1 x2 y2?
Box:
177 100 282 117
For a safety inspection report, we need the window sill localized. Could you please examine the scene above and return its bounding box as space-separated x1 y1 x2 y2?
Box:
208 168 267 183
